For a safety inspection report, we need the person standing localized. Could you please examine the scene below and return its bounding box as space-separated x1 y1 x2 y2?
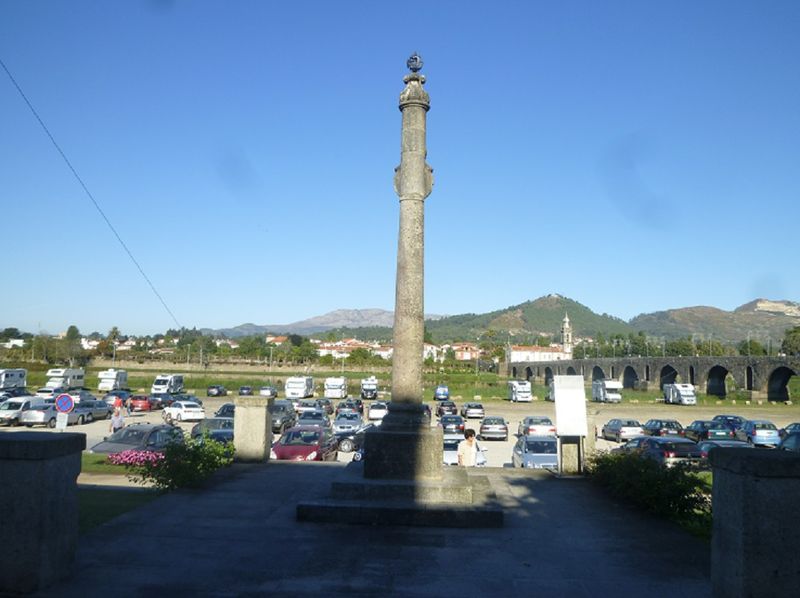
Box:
457 429 478 467
109 409 125 434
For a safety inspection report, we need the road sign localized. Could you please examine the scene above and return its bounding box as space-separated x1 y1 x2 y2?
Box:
55 393 75 414
55 412 69 430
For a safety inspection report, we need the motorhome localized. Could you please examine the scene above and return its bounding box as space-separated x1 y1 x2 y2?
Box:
663 383 697 406
45 368 85 390
285 376 314 399
151 374 184 395
97 369 128 392
0 368 27 390
591 380 623 403
323 377 348 399
508 380 532 402
360 376 378 400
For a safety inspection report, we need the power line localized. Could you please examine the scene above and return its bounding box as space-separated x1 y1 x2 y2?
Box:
1 57 182 330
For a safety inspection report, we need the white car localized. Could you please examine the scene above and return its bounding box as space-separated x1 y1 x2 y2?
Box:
518 416 556 437
442 433 487 466
368 401 389 422
163 401 206 423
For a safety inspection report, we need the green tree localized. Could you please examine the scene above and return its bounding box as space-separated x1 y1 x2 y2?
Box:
737 339 767 356
782 327 800 356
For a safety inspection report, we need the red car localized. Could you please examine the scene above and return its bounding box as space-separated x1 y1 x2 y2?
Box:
130 395 158 412
270 425 338 462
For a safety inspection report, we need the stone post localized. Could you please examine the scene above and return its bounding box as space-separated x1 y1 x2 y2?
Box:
710 448 800 597
0 432 85 593
233 396 272 462
364 53 442 479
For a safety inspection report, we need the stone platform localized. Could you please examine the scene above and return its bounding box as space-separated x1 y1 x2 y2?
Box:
296 461 503 528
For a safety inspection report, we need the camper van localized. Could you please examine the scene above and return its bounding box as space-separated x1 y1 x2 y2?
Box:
508 380 532 402
0 368 27 390
97 369 128 392
323 377 348 399
285 376 314 399
592 380 623 403
151 374 184 395
45 368 85 390
360 376 378 400
664 383 697 406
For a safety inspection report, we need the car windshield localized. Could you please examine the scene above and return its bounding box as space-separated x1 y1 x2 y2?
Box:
529 417 552 424
280 430 320 445
622 420 641 427
443 440 460 451
526 441 557 454
441 416 460 423
108 428 147 444
483 418 504 425
754 422 776 430
1 401 23 410
336 413 360 421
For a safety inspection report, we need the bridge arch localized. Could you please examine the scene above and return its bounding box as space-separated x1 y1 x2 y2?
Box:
707 365 729 397
659 365 678 389
511 366 518 379
623 366 639 389
746 366 754 391
566 366 578 376
592 366 606 381
767 366 796 402
611 365 616 379
525 366 533 381
689 366 696 386
544 367 554 387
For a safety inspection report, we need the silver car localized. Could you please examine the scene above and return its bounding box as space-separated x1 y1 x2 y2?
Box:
460 402 485 419
601 419 644 442
511 435 558 469
74 400 112 422
442 434 487 466
297 409 331 429
20 404 82 428
332 412 362 435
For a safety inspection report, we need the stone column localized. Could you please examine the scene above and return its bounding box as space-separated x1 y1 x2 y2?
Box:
0 432 85 593
233 396 272 462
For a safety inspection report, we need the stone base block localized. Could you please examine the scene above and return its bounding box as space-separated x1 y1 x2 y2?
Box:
363 425 443 480
332 464 474 503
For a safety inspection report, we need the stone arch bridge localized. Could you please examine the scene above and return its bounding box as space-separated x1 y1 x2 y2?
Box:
508 356 800 401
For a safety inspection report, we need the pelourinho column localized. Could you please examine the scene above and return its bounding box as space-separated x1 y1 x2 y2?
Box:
387 52 433 425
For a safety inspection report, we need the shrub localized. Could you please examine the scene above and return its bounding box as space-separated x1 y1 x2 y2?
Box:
587 451 711 534
112 436 234 491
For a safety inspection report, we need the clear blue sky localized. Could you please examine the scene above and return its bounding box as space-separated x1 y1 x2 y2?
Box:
2 1 798 336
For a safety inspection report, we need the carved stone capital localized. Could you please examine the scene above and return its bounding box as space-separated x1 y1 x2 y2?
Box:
399 73 430 111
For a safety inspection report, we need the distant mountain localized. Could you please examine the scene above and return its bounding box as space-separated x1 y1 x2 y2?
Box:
628 299 800 342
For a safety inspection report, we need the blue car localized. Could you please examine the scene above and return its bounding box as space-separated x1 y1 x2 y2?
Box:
735 420 781 446
433 385 450 401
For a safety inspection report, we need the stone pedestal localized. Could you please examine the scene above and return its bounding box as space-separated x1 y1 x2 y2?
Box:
363 423 443 481
559 436 583 474
0 432 85 593
710 448 800 597
233 396 272 462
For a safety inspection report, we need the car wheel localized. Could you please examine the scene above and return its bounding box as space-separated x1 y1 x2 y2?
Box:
86 413 94 423
616 433 621 443
176 413 182 422
339 438 354 453
77 415 85 425
48 418 56 429
25 424 33 428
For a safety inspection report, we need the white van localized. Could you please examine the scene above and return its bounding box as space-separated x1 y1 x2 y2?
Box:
45 368 85 390
0 396 47 426
0 368 27 390
664 383 697 405
151 374 185 395
508 380 532 402
323 377 348 399
98 369 128 392
285 376 314 399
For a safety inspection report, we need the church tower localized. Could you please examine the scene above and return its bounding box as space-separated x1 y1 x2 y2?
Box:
561 312 573 355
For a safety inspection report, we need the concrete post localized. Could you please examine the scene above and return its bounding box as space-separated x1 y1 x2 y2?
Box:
233 396 272 462
0 432 85 593
710 448 800 597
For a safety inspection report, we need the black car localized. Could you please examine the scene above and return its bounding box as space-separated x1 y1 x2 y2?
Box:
684 420 735 442
712 414 746 431
191 417 234 438
152 392 177 408
336 422 376 453
439 415 465 434
779 422 800 440
642 419 685 437
436 401 457 418
238 386 254 396
0 387 32 400
89 423 184 454
269 400 297 434
215 403 235 418
317 398 334 415
206 385 228 397
102 389 132 408
779 432 800 452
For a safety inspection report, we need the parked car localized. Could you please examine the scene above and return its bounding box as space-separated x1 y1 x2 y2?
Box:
36 387 66 400
368 401 389 422
296 399 321 416
696 439 753 459
20 404 81 428
433 384 450 401
89 423 184 454
150 392 174 408
238 386 253 396
0 387 32 400
130 395 158 412
270 425 338 461
778 432 800 453
269 400 298 435
438 414 466 434
641 419 685 437
191 417 234 438
69 389 97 404
163 401 206 423
778 422 800 440
436 400 458 418
296 409 330 429
712 414 746 431
518 416 556 437
460 402 485 419
612 436 649 453
0 396 46 426
636 437 702 467
332 411 362 435
479 416 509 441
206 385 227 397
259 386 278 398
684 420 736 442
317 398 334 415
601 419 644 442
172 393 202 406
336 423 376 453
512 435 558 469
443 433 487 466
735 420 781 446
102 389 132 408
75 399 112 421
215 403 235 418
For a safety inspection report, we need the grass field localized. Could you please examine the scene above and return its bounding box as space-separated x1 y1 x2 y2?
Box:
81 452 127 475
78 487 158 534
